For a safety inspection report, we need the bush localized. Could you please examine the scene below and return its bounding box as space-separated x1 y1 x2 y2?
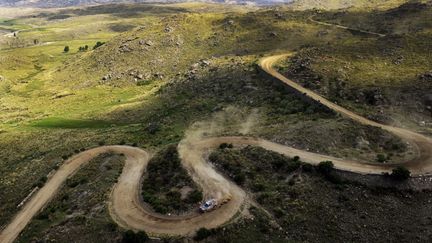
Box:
63 46 69 52
93 41 105 50
147 122 160 135
234 173 246 185
122 230 149 243
187 189 203 204
391 166 411 180
251 182 266 192
376 154 387 163
219 143 233 149
194 228 212 241
317 161 334 175
302 163 313 172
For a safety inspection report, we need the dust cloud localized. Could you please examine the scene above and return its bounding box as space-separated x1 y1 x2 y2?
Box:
182 106 260 144
177 106 260 201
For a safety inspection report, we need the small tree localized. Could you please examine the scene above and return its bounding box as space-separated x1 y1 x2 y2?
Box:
391 166 411 181
317 161 334 175
63 46 70 53
219 143 233 149
186 189 203 203
93 41 105 50
194 228 212 241
376 154 387 163
122 230 148 243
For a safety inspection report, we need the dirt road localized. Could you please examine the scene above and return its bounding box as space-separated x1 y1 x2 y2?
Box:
308 15 386 37
258 54 432 175
2 52 432 242
0 142 248 242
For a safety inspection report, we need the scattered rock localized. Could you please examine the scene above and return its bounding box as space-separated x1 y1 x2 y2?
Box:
165 26 174 33
145 40 154 46
102 74 112 81
119 44 132 52
269 32 278 37
52 91 75 99
201 59 211 67
0 75 4 82
420 71 432 80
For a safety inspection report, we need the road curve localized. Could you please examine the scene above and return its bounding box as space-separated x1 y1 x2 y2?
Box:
258 54 432 175
2 53 432 242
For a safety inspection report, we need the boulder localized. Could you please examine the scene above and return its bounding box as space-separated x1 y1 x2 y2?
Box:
420 71 432 80
145 40 154 46
165 26 174 33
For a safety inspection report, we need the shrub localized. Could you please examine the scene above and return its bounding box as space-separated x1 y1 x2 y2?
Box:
106 222 118 232
136 80 151 86
234 173 246 185
302 163 313 172
194 228 212 241
219 143 233 149
63 46 69 52
122 230 149 243
391 166 411 180
93 41 105 50
286 160 301 173
317 161 334 175
187 189 203 203
252 183 266 192
376 154 387 163
67 179 80 188
147 122 160 135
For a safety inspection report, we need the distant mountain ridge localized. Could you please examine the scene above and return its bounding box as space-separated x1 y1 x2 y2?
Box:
0 0 293 7
0 0 418 9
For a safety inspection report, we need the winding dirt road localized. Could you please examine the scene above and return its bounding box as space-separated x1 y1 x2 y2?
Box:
2 53 432 242
258 54 432 175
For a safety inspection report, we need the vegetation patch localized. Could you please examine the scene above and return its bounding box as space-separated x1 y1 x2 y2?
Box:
17 153 125 243
206 146 432 242
31 117 119 129
141 145 203 214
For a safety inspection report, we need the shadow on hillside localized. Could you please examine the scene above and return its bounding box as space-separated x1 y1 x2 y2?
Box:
31 3 190 20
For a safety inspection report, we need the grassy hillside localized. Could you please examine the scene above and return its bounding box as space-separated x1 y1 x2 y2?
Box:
278 1 432 131
289 0 415 10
